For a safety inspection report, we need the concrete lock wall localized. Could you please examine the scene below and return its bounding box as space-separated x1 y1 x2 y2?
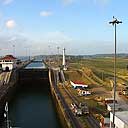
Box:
18 69 49 84
49 69 73 128
0 68 49 127
0 67 70 127
0 70 19 127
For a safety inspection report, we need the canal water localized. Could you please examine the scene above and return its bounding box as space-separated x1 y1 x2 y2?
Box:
25 61 46 69
8 61 62 128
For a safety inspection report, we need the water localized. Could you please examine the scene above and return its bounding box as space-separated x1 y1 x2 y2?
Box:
8 61 62 128
25 62 46 69
25 56 46 69
8 83 62 128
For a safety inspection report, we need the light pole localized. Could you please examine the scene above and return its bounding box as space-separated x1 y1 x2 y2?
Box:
25 46 31 60
48 45 51 65
57 46 60 55
57 46 60 65
28 47 30 60
12 45 15 56
109 16 122 128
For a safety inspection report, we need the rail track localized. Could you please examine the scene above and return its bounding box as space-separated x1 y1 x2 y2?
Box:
52 69 82 128
86 114 100 128
59 70 100 128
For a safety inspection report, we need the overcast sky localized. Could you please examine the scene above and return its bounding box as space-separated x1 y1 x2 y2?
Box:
0 0 128 56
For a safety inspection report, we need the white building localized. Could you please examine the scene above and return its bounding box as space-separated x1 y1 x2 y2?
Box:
70 81 88 89
0 55 17 71
110 111 128 128
107 103 121 112
104 98 117 104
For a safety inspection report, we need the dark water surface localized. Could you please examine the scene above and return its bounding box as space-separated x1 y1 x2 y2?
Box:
9 84 62 128
25 62 46 69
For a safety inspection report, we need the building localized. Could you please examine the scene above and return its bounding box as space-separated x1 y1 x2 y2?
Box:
107 103 121 112
0 55 17 71
110 111 128 128
78 89 91 96
70 81 88 89
104 98 117 105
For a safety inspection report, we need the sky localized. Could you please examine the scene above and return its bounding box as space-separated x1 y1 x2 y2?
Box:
0 0 128 56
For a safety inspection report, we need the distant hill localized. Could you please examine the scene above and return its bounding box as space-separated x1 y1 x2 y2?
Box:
67 53 128 59
85 53 128 58
34 53 128 60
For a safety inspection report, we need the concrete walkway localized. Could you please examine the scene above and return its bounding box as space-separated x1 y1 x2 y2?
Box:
0 72 11 86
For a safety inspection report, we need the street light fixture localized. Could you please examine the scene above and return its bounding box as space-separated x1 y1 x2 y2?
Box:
12 45 15 56
57 46 60 55
109 16 122 128
57 46 60 65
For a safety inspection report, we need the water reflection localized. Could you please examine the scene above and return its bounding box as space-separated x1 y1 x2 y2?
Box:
9 84 62 128
25 62 46 69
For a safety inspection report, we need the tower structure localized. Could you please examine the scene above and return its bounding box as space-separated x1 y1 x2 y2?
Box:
62 48 67 70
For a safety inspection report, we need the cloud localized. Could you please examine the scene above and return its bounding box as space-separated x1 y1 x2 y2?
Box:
28 31 73 55
61 0 110 6
0 34 31 56
43 31 72 43
62 0 75 5
94 0 110 6
0 12 3 19
5 19 16 29
40 11 53 17
1 0 13 5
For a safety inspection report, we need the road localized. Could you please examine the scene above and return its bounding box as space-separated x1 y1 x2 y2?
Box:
115 91 128 111
110 80 128 111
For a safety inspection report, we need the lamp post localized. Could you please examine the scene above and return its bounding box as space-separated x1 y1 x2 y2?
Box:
57 46 60 65
48 45 51 65
12 45 15 56
109 16 122 127
28 47 30 61
25 46 31 60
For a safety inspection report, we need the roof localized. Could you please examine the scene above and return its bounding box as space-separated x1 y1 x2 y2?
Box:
107 103 119 107
105 98 114 101
116 111 128 125
111 111 128 125
0 55 17 60
74 81 85 85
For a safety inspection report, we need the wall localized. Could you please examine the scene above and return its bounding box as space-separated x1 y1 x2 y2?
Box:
49 69 73 128
18 69 49 84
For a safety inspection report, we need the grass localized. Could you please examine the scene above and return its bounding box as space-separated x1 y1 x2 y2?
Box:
62 57 128 124
67 57 128 88
64 70 92 85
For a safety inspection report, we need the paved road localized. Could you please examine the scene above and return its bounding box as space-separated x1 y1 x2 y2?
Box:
110 80 128 111
115 91 128 111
